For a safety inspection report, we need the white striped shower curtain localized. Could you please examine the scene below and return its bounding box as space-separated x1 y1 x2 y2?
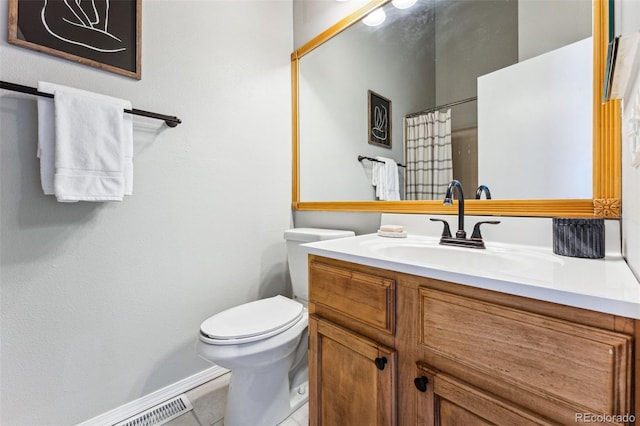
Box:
405 109 453 200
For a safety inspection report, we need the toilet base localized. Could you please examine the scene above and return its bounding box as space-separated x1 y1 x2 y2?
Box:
224 361 309 426
288 379 309 420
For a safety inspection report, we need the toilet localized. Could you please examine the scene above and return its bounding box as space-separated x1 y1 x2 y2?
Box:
196 228 355 426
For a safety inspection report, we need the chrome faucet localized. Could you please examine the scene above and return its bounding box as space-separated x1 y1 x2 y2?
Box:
430 180 500 249
475 185 492 200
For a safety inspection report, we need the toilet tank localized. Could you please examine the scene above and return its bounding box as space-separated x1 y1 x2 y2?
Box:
284 228 355 304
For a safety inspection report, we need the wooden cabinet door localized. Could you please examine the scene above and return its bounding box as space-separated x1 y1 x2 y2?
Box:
309 315 397 426
415 364 556 426
417 287 633 418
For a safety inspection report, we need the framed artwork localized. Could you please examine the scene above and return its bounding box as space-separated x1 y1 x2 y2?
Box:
368 90 391 148
8 0 141 79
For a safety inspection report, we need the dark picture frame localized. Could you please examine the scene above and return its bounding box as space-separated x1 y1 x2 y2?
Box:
8 0 141 79
368 90 392 148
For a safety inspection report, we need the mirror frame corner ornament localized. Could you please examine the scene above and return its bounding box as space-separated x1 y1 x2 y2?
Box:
292 0 621 218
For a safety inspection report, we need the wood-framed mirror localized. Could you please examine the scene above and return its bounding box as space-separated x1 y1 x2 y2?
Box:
291 0 621 218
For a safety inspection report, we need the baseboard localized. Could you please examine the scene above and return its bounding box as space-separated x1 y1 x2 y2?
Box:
77 365 228 426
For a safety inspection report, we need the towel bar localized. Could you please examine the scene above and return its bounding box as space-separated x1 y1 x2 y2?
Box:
358 155 406 168
0 80 182 127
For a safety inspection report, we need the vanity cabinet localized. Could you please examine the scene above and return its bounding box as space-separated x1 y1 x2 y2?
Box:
308 255 639 426
308 258 398 426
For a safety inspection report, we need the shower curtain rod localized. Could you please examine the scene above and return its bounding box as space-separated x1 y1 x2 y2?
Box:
0 80 182 127
405 96 477 119
358 155 406 168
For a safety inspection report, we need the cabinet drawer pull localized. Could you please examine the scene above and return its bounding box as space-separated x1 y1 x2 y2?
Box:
374 357 387 370
414 376 429 392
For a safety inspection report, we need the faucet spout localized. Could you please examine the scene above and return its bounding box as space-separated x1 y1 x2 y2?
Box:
444 180 466 239
475 185 492 200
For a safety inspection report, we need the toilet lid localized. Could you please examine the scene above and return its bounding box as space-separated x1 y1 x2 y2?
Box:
200 295 303 343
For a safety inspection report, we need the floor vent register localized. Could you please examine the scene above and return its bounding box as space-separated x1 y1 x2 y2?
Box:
114 394 193 426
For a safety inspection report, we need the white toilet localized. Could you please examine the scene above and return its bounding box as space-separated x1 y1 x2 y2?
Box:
196 228 355 426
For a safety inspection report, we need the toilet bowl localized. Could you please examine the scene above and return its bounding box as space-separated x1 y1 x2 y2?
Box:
196 228 355 426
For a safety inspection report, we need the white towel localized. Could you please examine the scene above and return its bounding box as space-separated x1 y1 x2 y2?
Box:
37 82 133 201
371 161 383 198
37 92 56 195
373 156 400 201
384 157 401 200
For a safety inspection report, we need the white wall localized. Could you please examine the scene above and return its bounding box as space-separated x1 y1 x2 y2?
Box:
615 0 640 37
0 1 293 424
622 69 640 280
478 38 593 199
518 0 592 61
293 0 370 49
617 0 640 280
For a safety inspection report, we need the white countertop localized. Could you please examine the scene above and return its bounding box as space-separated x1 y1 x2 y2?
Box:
303 233 640 319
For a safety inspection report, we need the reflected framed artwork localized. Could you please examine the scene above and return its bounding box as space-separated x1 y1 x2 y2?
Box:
8 0 141 79
368 90 391 148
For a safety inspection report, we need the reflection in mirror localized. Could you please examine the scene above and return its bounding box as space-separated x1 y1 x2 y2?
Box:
298 0 592 202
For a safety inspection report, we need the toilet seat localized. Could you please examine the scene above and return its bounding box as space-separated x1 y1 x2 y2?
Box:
200 295 304 345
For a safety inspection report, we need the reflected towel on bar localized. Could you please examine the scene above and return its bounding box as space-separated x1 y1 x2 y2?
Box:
371 160 383 198
372 156 400 201
37 82 133 201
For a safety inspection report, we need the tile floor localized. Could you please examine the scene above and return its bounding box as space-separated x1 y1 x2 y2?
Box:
164 372 309 426
275 403 309 426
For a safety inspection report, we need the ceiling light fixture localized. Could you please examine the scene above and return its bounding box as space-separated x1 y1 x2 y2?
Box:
391 0 417 9
363 8 386 26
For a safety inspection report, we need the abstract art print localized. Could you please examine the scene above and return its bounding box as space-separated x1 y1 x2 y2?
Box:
8 0 141 79
368 90 391 148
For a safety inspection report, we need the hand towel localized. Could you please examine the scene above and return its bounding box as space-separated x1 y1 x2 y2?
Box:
37 90 55 195
37 82 133 201
371 160 384 199
54 90 123 201
373 156 401 200
380 156 401 201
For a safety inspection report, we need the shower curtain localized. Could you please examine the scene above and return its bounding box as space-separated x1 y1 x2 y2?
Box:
405 109 453 200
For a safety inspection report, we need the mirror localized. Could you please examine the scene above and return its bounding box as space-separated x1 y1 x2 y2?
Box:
292 0 621 217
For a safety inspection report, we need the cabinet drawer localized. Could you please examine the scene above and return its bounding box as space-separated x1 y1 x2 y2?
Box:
310 260 395 334
419 288 632 416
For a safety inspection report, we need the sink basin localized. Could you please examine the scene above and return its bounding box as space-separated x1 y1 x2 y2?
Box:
364 237 564 283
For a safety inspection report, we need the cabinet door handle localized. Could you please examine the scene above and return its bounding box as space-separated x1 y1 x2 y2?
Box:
374 357 387 370
414 376 429 392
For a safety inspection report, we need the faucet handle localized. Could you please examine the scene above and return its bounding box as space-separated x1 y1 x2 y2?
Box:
471 221 500 240
430 218 452 238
